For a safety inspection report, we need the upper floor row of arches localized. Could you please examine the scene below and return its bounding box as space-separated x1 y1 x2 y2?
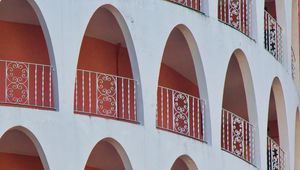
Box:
0 0 296 169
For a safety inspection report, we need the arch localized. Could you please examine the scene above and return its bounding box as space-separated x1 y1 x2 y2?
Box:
221 49 259 166
0 126 49 170
171 155 198 170
0 0 58 109
74 4 143 123
156 24 210 142
84 138 132 170
267 77 289 169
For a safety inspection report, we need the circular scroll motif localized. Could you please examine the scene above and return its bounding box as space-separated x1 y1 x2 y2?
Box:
232 116 244 157
6 62 29 104
173 92 189 134
97 74 117 117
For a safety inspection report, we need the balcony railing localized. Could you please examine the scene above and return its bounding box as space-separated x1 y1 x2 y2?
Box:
167 0 201 12
267 136 285 170
218 0 252 37
221 109 255 165
264 10 283 64
0 60 55 110
157 86 205 141
74 69 138 122
291 47 296 80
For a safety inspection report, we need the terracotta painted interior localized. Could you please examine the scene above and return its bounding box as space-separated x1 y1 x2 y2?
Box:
158 28 199 97
0 0 53 109
268 89 280 144
265 0 277 19
0 130 44 170
74 7 138 121
77 8 132 78
222 55 248 120
156 28 204 140
85 141 125 170
171 158 189 170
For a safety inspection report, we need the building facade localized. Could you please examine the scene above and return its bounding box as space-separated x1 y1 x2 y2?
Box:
0 0 299 169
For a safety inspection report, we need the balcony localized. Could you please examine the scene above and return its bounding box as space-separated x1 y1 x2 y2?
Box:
157 86 205 141
221 109 255 165
0 60 54 110
74 69 138 123
218 0 252 37
267 136 285 169
264 10 283 64
167 0 202 12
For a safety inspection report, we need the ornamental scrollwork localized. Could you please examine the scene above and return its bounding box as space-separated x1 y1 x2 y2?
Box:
229 0 241 29
6 62 29 104
232 115 244 158
96 74 117 117
173 92 189 135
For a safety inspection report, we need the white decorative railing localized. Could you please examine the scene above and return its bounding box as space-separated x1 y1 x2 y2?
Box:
74 69 138 122
221 109 255 165
291 47 296 80
264 10 283 64
267 136 285 170
218 0 252 37
167 0 202 11
0 60 54 109
157 86 205 141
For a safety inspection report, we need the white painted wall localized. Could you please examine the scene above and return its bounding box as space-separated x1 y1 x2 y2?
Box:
0 0 298 169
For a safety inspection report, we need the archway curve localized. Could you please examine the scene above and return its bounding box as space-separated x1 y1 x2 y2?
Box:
221 48 260 166
171 155 198 170
24 0 59 109
0 126 50 170
268 77 289 157
84 137 133 170
157 24 211 142
75 4 143 123
0 0 59 109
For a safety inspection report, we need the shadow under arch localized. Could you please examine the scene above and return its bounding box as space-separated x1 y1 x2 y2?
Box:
171 155 198 170
25 0 60 109
0 126 50 170
221 48 260 166
75 4 144 123
157 24 211 143
85 137 133 170
268 77 289 168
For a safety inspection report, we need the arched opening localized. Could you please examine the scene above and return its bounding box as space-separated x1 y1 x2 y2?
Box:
74 6 138 123
264 0 283 62
267 78 287 169
221 50 256 165
0 128 48 170
156 26 205 141
85 138 132 170
0 0 55 110
171 155 198 170
295 108 300 169
218 0 253 37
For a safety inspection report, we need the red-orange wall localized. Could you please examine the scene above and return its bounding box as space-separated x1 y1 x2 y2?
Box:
0 20 50 64
265 2 277 19
0 153 43 170
158 63 199 97
85 167 101 170
78 36 133 78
